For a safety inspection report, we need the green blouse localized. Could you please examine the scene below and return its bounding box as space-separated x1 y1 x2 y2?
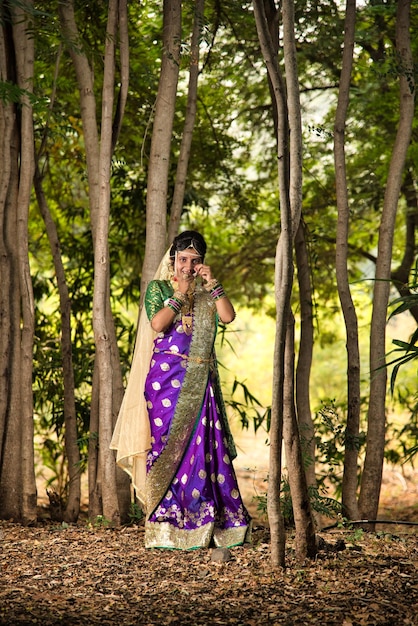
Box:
144 280 174 321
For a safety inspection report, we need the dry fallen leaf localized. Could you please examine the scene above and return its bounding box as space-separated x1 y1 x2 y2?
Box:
0 521 417 625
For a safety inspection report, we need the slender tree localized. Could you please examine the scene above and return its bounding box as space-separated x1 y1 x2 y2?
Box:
359 0 415 524
32 41 81 522
251 0 315 565
58 0 130 523
294 221 316 500
333 0 360 521
141 0 182 294
283 312 316 559
0 0 37 524
281 0 316 561
34 171 81 522
391 170 418 323
253 0 289 568
254 0 317 564
168 0 205 243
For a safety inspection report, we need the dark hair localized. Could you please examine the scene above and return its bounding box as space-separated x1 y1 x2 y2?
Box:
169 230 207 261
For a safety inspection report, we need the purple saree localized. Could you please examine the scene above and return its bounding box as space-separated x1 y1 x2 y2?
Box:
143 280 251 550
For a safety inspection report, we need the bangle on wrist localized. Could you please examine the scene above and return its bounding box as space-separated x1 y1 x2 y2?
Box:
173 290 187 303
204 278 219 292
167 297 182 314
210 284 226 301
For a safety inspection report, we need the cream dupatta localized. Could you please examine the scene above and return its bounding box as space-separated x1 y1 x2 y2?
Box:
110 251 173 506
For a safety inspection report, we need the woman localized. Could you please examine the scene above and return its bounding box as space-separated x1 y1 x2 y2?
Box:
111 231 251 550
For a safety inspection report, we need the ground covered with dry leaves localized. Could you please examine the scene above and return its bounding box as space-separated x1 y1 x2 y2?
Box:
1 515 417 626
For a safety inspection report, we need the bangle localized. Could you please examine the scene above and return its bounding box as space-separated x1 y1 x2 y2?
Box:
173 290 187 303
167 297 183 314
210 284 226 301
203 278 219 292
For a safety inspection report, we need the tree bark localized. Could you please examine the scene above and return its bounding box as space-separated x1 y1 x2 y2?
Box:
141 0 182 296
59 0 130 523
168 0 205 243
34 170 81 523
254 0 317 563
108 1 131 524
59 0 103 520
32 40 81 522
294 222 316 496
0 126 23 519
283 312 316 561
0 8 14 463
282 0 316 555
88 364 101 517
112 0 129 152
0 0 37 524
0 8 24 520
253 0 290 568
14 0 37 525
391 170 418 323
333 0 360 521
58 1 100 220
359 0 415 523
93 0 121 526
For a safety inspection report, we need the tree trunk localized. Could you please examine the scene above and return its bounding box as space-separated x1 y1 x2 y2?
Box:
14 0 37 526
58 1 100 216
0 0 37 524
359 0 415 523
110 318 132 523
270 263 288 569
58 1 102 518
141 0 182 294
111 0 131 521
0 28 22 515
93 0 121 526
391 170 418 323
34 170 81 523
254 0 316 565
111 0 129 152
280 0 316 556
88 363 101 517
59 0 130 523
333 0 360 521
0 136 23 519
168 0 205 243
0 8 14 471
283 312 316 561
33 42 82 522
294 222 316 496
253 0 290 568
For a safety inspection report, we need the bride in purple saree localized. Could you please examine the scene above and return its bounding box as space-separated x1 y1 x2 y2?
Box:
111 231 251 550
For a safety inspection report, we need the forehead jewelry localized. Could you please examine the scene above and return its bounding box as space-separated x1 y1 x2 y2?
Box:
174 249 201 269
186 241 200 254
181 243 201 256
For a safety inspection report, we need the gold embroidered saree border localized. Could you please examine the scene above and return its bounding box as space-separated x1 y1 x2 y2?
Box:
213 521 252 548
145 288 216 518
145 520 214 550
144 520 252 550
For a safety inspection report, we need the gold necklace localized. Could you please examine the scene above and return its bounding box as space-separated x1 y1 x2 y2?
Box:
181 292 194 335
170 278 196 336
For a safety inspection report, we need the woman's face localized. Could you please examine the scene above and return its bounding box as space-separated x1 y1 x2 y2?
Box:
175 251 202 279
